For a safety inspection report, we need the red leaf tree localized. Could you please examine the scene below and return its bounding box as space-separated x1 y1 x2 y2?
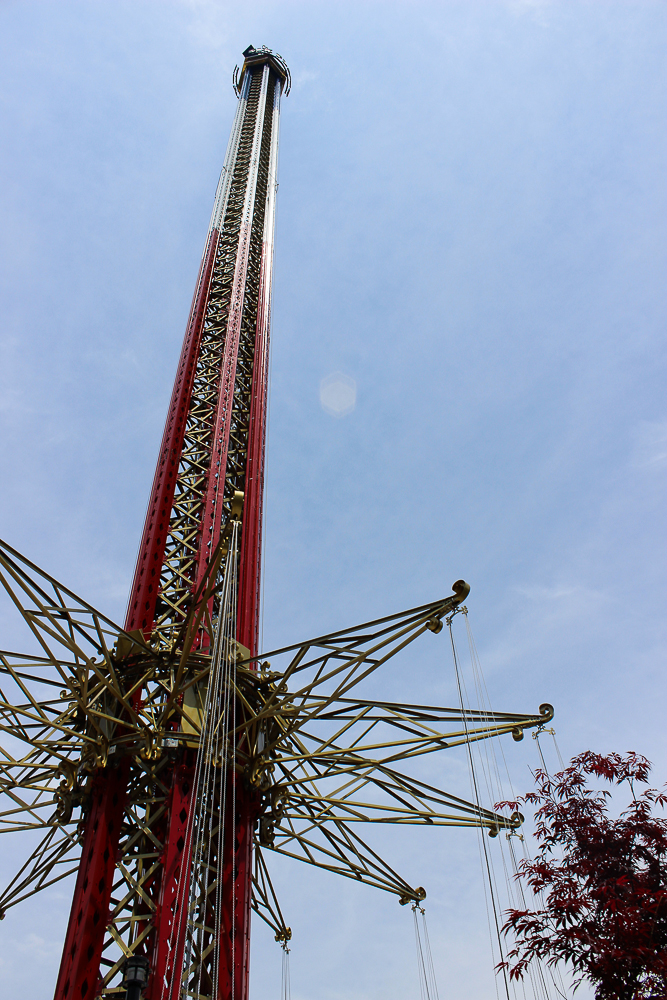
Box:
497 752 667 999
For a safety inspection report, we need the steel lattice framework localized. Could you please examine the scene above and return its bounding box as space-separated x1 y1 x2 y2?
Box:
0 45 553 1000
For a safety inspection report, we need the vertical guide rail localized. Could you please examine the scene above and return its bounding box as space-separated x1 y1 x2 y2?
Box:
194 63 270 602
238 68 282 658
52 47 289 1000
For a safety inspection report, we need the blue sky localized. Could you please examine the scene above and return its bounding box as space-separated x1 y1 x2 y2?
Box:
0 2 665 998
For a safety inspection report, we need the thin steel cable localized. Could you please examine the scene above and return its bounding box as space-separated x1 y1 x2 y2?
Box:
450 619 509 998
514 835 570 1000
464 614 517 801
260 275 274 659
551 732 565 770
507 835 554 1000
231 613 238 1000
420 907 440 1000
177 523 240 999
534 731 549 775
462 612 560 1000
448 617 511 1000
413 905 429 1000
211 539 238 1000
281 945 291 1000
160 527 239 1000
518 747 570 1000
192 574 229 998
462 613 520 935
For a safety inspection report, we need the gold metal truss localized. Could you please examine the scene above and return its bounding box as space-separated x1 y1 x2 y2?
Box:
0 534 552 937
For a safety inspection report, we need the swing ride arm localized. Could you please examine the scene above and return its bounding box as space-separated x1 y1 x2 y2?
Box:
0 532 552 951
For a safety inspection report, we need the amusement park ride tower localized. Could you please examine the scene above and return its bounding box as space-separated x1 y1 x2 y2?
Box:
0 46 553 1000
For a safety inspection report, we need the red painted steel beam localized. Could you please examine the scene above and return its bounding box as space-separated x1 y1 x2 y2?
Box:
54 763 129 1000
237 231 273 656
126 230 220 637
149 763 197 998
217 784 257 1000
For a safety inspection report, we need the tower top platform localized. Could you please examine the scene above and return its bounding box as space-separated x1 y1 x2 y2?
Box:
234 45 291 96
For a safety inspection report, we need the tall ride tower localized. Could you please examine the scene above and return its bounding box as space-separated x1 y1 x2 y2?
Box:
53 45 290 1000
0 43 553 1000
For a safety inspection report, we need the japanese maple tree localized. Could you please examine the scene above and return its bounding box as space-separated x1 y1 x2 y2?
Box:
497 751 667 999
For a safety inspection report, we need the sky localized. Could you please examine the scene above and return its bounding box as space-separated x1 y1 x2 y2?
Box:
0 1 665 998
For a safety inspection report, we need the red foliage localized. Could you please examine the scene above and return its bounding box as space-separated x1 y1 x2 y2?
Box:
496 752 667 999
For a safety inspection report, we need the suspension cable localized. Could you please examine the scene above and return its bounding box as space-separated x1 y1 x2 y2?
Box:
456 611 567 998
413 905 428 1000
447 613 511 1000
160 522 240 1000
281 944 291 1000
412 904 440 1000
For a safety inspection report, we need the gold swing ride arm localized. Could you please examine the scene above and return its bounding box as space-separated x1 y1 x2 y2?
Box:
0 535 552 938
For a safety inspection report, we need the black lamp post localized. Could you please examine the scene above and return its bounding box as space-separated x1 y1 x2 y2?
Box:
122 955 150 1000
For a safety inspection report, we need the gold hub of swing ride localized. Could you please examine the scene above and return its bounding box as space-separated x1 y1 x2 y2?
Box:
0 528 552 944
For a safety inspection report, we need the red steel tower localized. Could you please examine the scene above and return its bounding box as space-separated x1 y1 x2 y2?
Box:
0 43 554 1000
53 45 290 1000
